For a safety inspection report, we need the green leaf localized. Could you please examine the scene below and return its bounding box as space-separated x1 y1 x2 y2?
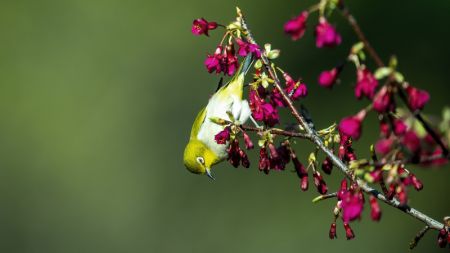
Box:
393 71 404 82
389 55 398 69
351 42 365 54
374 67 392 80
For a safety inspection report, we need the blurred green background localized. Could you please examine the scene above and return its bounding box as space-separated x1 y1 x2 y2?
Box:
0 0 449 252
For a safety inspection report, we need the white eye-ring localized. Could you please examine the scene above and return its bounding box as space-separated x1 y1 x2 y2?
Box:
196 157 205 165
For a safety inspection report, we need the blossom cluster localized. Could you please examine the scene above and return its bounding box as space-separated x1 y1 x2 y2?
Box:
191 3 449 248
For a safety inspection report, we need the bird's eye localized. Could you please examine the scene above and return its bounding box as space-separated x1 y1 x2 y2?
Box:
196 157 205 164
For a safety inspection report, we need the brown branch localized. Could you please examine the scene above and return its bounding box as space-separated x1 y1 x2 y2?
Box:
237 7 444 231
240 125 312 139
338 1 449 158
409 226 430 250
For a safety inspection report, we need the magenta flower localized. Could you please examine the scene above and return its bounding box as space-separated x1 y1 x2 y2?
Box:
242 131 254 150
338 111 366 140
282 72 308 100
313 171 327 194
329 223 337 239
249 90 264 121
409 173 423 191
372 86 392 113
393 119 407 136
369 195 382 221
284 11 308 41
293 156 308 191
192 18 218 36
437 228 448 248
402 130 421 154
259 147 270 174
355 67 378 99
343 223 355 240
214 127 230 144
318 68 339 88
314 17 342 48
270 88 286 107
406 85 430 111
375 138 393 156
236 38 261 58
341 190 364 222
222 44 239 76
321 157 333 174
204 46 223 74
261 102 280 127
227 139 241 168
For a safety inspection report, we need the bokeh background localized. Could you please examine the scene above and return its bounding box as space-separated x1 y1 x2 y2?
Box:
0 0 449 252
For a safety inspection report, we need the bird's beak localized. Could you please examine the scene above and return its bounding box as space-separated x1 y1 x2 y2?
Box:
205 168 215 181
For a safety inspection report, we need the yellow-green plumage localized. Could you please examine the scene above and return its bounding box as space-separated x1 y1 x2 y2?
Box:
183 56 253 178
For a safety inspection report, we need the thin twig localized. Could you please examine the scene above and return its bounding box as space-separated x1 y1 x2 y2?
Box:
240 125 312 139
237 7 444 231
409 226 430 250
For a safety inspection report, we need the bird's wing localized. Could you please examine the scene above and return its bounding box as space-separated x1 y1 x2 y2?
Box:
190 107 207 140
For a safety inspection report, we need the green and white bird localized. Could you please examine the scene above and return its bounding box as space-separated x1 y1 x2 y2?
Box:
183 56 254 179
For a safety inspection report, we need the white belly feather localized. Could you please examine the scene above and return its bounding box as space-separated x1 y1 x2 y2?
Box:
197 93 251 160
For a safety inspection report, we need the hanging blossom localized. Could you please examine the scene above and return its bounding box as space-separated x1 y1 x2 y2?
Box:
314 17 342 48
249 90 279 127
318 67 340 88
284 11 309 40
236 38 261 58
191 18 218 36
338 110 367 140
405 84 430 111
355 66 378 100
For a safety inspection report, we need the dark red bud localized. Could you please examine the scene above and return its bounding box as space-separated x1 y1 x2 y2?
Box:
313 171 328 194
239 149 250 168
242 131 254 150
343 223 355 240
369 195 382 221
321 157 333 174
437 228 448 248
410 173 423 191
329 223 337 239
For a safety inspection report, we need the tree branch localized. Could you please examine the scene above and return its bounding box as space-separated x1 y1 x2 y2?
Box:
237 7 445 231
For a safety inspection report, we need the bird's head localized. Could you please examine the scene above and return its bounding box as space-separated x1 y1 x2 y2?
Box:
183 139 220 180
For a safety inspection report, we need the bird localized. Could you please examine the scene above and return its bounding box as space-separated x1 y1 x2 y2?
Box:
183 55 254 180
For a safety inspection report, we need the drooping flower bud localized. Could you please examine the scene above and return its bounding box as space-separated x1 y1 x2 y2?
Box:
321 157 333 174
409 173 423 191
355 67 378 100
369 195 382 221
437 228 448 248
343 223 355 240
338 110 366 140
372 86 393 113
375 138 393 156
402 130 421 154
227 139 241 168
318 67 340 88
329 223 337 239
259 147 270 173
205 46 223 74
292 156 308 191
393 119 407 136
242 131 254 150
315 17 342 48
284 11 308 41
239 149 250 168
405 85 430 111
313 171 328 194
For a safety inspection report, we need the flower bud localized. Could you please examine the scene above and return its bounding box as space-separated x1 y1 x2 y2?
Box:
369 195 382 221
437 228 448 248
343 223 355 240
321 157 333 174
313 171 327 194
329 223 337 239
242 131 254 150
